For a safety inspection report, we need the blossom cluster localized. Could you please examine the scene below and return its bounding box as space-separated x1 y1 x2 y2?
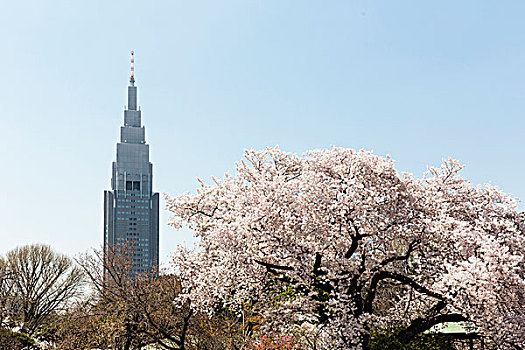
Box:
166 147 524 349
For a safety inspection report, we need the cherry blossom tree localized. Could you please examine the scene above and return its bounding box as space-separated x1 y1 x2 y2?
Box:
166 147 524 350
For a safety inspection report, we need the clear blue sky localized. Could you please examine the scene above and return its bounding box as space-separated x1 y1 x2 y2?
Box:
1 1 524 264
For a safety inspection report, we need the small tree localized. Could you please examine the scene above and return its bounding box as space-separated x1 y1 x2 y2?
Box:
2 244 83 339
166 147 524 350
0 257 11 327
54 245 205 350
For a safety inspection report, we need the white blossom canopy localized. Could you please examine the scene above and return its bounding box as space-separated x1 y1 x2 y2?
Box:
166 147 524 350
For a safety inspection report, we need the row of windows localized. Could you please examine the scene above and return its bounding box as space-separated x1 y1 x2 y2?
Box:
117 217 149 221
134 248 149 253
116 192 149 198
117 211 149 216
116 236 149 241
116 238 150 245
117 205 149 209
117 198 150 203
118 236 150 242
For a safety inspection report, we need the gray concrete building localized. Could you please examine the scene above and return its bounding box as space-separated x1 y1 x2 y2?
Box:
103 56 159 276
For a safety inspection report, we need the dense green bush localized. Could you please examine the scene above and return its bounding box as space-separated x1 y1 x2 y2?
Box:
0 328 36 350
368 328 455 350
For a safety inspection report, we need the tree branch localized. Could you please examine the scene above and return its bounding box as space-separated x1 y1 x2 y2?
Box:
344 234 361 259
376 239 419 269
313 253 323 276
364 271 443 313
396 313 467 344
254 260 294 271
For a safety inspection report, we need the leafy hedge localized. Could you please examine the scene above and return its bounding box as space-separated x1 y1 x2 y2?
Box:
368 328 455 350
0 328 36 350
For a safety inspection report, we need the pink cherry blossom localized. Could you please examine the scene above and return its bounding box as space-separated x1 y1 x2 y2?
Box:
166 147 524 350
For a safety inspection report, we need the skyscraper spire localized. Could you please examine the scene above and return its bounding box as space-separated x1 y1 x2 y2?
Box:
130 50 135 85
128 51 137 110
104 52 159 278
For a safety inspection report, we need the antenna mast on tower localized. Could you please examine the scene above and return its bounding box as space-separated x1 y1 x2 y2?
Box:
130 51 135 85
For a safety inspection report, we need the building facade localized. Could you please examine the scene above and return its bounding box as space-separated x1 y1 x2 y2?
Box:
103 54 159 275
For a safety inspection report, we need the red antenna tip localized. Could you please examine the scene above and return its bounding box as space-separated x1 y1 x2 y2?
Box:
130 51 135 82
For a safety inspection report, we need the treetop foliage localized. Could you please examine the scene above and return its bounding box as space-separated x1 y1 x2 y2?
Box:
166 147 524 350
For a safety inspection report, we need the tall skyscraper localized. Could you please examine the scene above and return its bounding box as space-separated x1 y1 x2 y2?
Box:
103 52 159 275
